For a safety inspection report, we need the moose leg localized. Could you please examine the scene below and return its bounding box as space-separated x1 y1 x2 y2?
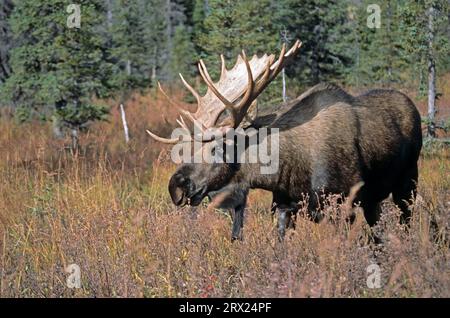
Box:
308 191 325 223
362 201 382 244
231 203 245 241
392 164 418 225
277 208 289 240
272 192 298 240
276 205 297 241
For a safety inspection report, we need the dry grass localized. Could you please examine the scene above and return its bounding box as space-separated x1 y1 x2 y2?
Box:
0 90 448 298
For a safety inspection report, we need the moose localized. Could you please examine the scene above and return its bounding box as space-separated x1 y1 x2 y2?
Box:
147 40 422 241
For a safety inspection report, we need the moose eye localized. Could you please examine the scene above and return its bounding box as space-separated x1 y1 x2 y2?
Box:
175 174 188 186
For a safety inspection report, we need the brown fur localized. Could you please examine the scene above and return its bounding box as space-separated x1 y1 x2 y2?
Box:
169 83 423 240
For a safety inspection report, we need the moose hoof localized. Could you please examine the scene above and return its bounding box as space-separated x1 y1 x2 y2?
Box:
277 230 286 242
231 234 243 242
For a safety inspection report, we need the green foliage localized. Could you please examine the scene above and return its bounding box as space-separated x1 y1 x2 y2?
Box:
55 102 109 129
192 0 207 57
2 0 113 131
399 0 450 78
422 136 450 156
195 0 280 102
169 24 197 81
0 0 449 137
346 1 410 86
14 105 32 123
198 0 278 75
0 0 14 85
110 0 160 96
274 0 353 87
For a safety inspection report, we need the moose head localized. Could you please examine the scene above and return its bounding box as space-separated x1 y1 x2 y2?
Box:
147 40 302 210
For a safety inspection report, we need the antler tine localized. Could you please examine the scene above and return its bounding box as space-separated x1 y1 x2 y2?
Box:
146 129 180 144
251 40 301 100
158 82 179 109
220 54 227 81
158 81 194 116
269 43 287 79
285 39 302 57
198 60 232 107
147 82 195 144
177 107 210 139
270 40 302 76
198 59 239 127
176 115 190 133
179 73 200 104
232 50 254 120
175 105 207 133
252 55 275 99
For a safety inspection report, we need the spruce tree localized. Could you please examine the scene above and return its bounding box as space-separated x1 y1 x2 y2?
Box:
169 24 197 82
192 0 208 59
2 0 113 148
140 0 167 84
347 0 409 87
0 0 14 85
111 0 152 99
195 0 280 103
274 0 353 87
399 0 449 137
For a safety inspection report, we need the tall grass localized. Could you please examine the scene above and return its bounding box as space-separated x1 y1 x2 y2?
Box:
0 91 448 297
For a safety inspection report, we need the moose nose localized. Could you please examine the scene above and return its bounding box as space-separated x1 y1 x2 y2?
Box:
168 176 185 206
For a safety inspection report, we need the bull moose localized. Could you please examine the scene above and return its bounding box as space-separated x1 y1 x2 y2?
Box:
147 40 422 241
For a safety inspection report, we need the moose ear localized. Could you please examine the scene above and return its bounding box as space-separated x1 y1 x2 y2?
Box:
168 175 185 206
240 99 258 128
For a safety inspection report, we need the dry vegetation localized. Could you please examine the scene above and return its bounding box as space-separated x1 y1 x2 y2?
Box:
0 88 448 298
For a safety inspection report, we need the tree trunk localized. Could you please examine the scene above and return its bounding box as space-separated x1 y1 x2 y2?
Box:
204 0 210 15
71 99 80 153
280 27 288 103
126 59 131 76
427 6 436 138
386 2 393 84
151 65 156 81
311 24 321 84
428 58 436 138
71 128 79 153
151 46 157 82
120 103 130 143
51 115 64 139
106 0 113 30
166 0 173 53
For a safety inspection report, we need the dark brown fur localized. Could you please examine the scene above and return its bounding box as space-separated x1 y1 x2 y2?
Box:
169 83 423 240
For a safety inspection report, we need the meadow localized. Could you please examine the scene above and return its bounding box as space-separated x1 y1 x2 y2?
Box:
0 88 448 298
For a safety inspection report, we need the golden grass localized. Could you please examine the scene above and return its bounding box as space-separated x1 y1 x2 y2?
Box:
0 91 448 297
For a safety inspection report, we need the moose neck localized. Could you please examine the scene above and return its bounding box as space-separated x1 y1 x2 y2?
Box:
229 127 310 197
229 127 284 192
236 162 279 191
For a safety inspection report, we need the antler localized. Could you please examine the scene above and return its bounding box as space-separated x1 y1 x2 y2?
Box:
147 39 302 143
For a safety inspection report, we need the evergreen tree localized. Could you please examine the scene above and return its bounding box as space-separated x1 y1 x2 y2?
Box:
195 0 280 103
140 0 167 84
1 0 113 148
0 0 14 85
198 0 277 71
169 24 197 82
274 0 353 87
111 0 152 100
347 0 409 86
192 0 208 58
399 0 449 137
162 0 189 80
